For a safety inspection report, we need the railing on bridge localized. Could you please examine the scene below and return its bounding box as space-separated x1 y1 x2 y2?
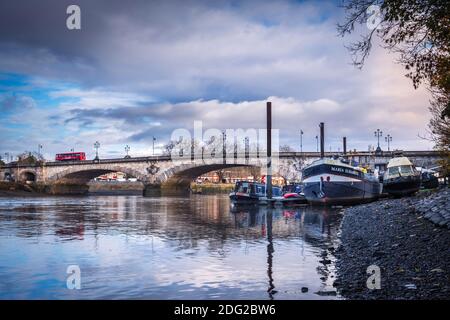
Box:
0 150 442 168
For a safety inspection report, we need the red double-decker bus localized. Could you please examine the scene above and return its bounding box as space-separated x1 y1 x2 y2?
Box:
55 152 86 161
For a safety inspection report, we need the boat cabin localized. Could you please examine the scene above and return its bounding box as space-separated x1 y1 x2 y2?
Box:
384 157 418 179
233 181 282 197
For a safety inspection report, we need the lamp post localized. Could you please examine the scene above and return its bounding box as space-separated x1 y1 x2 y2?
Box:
300 130 303 154
315 135 319 152
38 144 43 158
222 130 226 162
244 137 249 160
152 137 156 156
94 141 100 160
374 129 383 153
125 145 130 157
200 140 205 159
374 129 383 148
385 134 392 151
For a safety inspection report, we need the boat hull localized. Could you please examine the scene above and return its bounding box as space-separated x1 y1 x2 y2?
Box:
277 197 308 205
303 180 381 205
383 175 421 196
229 192 260 204
302 161 382 205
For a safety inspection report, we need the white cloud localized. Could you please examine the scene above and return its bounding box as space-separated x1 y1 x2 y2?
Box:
0 0 435 158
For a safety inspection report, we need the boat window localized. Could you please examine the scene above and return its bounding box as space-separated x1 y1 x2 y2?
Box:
273 188 282 197
236 182 249 193
400 165 413 174
388 167 400 175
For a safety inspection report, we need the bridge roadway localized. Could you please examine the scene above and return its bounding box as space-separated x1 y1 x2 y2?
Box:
0 150 442 196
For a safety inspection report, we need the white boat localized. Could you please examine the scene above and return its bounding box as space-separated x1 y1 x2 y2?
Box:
383 157 421 196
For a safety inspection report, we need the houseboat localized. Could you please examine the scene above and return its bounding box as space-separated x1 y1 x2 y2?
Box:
302 158 382 205
229 181 282 205
383 157 421 196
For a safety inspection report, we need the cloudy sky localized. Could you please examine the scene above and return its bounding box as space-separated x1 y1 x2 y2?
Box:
0 0 433 160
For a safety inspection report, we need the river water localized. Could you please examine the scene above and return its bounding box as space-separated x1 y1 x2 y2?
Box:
0 195 343 299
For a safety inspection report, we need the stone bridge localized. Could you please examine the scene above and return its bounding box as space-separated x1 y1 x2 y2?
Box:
0 150 442 195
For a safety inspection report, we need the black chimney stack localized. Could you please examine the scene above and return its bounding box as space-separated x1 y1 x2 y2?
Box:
319 122 325 158
343 136 347 155
266 102 272 199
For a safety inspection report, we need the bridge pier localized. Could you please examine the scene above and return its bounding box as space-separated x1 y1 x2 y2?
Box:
46 182 90 195
143 184 162 197
143 182 192 197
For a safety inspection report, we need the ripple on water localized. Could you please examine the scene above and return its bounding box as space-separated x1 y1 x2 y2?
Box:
0 195 343 299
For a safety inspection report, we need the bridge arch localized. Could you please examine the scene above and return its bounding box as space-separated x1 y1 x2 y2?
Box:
48 165 146 184
154 163 259 193
19 170 36 183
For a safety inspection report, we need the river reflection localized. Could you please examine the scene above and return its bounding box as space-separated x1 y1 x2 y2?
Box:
0 195 343 299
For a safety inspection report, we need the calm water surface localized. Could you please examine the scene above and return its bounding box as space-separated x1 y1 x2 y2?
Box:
0 195 343 299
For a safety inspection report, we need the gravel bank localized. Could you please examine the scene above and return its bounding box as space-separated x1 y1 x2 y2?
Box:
335 187 450 299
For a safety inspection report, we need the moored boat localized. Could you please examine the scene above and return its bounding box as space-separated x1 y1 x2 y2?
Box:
383 157 421 196
278 184 307 205
229 181 282 205
421 169 439 189
302 158 382 205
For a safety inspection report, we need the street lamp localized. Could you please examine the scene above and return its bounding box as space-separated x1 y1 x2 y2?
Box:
222 130 227 161
152 137 156 156
199 140 205 159
94 141 100 160
125 145 130 157
315 135 319 152
385 134 393 151
374 129 383 153
38 144 43 158
244 137 249 159
300 130 304 154
374 129 383 148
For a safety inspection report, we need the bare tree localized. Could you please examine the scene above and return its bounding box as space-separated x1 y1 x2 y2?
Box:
17 151 44 165
248 166 261 182
338 0 449 89
279 144 295 152
215 169 226 183
428 89 450 179
162 140 177 156
338 0 449 174
276 158 304 185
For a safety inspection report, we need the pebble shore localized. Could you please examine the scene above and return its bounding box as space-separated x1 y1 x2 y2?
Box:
335 187 450 299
